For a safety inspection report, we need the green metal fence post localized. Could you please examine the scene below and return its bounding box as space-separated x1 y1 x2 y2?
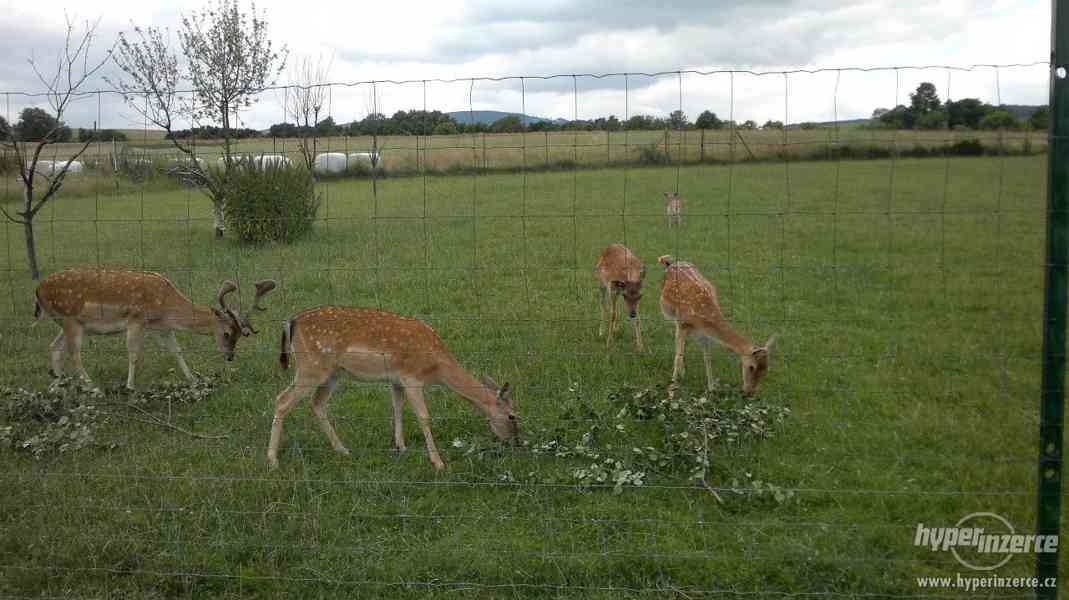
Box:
1039 2 1069 598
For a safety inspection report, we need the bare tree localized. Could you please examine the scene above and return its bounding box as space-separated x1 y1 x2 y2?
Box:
109 0 287 237
0 18 112 279
284 54 331 172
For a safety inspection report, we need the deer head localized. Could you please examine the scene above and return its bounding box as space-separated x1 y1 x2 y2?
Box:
212 279 277 361
740 336 775 394
482 375 518 441
613 267 645 319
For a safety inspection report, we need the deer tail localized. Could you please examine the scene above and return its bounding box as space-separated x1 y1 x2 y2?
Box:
280 319 294 370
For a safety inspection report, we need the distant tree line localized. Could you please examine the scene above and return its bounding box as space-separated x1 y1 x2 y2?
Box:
165 126 264 140
870 82 1048 131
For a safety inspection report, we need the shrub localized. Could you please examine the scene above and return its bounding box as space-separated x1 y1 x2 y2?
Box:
637 145 670 165
222 162 320 243
948 139 984 156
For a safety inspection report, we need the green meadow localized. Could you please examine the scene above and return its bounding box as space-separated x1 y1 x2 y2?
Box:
0 154 1052 597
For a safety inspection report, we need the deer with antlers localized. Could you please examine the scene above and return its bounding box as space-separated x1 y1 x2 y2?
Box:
34 269 276 389
664 192 682 226
269 306 518 470
595 243 646 351
658 256 774 394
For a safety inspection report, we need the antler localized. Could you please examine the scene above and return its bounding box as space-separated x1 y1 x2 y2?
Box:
217 280 239 311
252 279 277 312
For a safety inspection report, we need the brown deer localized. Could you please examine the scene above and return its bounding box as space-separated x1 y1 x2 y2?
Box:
658 256 774 394
595 243 645 351
34 269 276 389
664 192 682 226
269 306 518 470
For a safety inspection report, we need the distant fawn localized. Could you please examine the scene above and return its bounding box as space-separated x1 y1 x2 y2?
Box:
34 269 276 389
658 256 774 394
664 192 682 226
269 306 518 470
595 243 645 351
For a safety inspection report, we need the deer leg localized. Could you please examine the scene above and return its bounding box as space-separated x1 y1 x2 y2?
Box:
268 368 328 469
402 379 444 470
161 330 195 381
391 384 407 451
699 336 718 391
606 291 620 347
125 322 146 390
671 322 687 384
631 314 644 352
597 286 610 338
48 332 65 378
310 375 348 456
62 319 90 384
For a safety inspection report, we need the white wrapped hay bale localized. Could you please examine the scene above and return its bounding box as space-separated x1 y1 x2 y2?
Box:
26 159 82 176
254 154 291 169
313 152 347 174
348 151 382 170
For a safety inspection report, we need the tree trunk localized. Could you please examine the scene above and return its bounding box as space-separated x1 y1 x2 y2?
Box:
213 201 226 238
24 220 39 280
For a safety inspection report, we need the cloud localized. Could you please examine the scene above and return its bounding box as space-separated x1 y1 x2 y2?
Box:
0 0 1050 130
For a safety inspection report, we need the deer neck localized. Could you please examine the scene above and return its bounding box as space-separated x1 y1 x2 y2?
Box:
435 360 495 415
169 301 220 335
707 318 753 355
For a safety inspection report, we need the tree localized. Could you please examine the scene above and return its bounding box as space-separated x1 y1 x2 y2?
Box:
916 110 947 130
111 0 287 237
490 115 523 133
433 121 459 135
668 110 689 129
909 82 942 116
0 116 8 139
1030 106 1050 130
945 98 990 129
284 54 330 171
762 120 784 130
739 120 757 130
1 19 112 279
695 110 722 130
315 116 339 136
16 108 72 142
879 105 915 129
978 110 1020 130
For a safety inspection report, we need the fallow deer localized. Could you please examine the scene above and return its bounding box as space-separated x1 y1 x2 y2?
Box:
658 256 774 394
664 192 682 226
269 306 518 470
34 269 276 389
595 243 645 351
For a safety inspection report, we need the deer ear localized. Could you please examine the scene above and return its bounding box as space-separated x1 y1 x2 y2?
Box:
663 192 670 198
498 383 513 405
764 335 776 353
482 375 500 390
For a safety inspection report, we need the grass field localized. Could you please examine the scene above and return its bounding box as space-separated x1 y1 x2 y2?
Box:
0 153 1054 597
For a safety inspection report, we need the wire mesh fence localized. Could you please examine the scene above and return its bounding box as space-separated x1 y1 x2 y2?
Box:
0 61 1062 598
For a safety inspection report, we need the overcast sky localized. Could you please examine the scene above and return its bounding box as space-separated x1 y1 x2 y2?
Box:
0 0 1051 131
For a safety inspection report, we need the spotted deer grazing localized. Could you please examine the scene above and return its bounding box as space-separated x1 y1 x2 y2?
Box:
664 192 682 226
595 243 646 351
34 269 276 389
658 256 775 394
269 306 518 470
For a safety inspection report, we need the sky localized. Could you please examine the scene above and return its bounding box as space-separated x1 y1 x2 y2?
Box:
0 0 1052 131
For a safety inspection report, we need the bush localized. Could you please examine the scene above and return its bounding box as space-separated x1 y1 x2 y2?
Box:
222 162 320 243
948 139 985 156
637 145 670 165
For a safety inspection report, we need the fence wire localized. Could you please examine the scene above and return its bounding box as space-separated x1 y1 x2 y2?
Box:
0 62 1060 598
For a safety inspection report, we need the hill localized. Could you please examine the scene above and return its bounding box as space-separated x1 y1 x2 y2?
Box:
446 110 558 126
